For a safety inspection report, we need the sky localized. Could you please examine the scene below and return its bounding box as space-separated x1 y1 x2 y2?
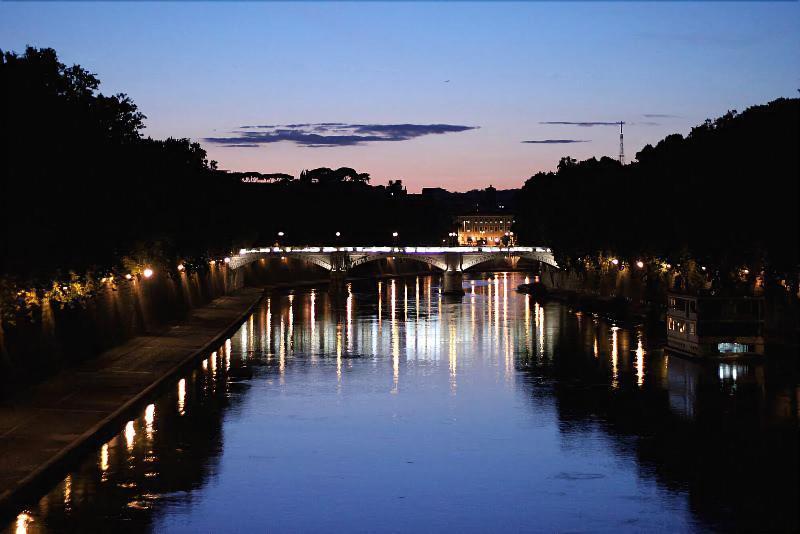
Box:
2 2 798 192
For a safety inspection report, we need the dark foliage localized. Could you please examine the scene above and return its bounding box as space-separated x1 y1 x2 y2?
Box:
514 98 799 274
1 47 230 279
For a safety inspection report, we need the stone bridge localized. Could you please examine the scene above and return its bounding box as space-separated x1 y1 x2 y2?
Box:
229 246 557 294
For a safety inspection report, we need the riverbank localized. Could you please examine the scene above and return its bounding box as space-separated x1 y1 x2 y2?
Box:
517 282 655 327
0 287 264 515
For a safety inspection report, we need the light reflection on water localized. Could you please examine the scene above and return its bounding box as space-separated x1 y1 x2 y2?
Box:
4 273 798 533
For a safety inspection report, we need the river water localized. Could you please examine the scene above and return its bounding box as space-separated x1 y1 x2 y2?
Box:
5 273 798 533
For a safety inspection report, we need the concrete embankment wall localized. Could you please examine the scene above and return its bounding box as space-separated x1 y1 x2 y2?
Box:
0 266 246 391
0 257 438 391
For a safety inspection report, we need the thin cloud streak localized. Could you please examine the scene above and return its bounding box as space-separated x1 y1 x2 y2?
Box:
522 139 589 144
207 123 478 148
540 121 622 127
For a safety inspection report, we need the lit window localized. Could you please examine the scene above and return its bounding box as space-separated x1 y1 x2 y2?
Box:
718 342 750 353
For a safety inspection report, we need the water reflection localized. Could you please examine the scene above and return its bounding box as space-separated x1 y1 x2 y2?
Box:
4 273 797 533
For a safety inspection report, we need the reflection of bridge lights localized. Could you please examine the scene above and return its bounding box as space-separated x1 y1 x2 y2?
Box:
611 328 619 389
346 288 353 351
636 260 644 269
177 263 185 271
310 290 316 340
636 334 645 387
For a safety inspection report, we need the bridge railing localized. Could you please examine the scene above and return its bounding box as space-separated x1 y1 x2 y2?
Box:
237 246 553 255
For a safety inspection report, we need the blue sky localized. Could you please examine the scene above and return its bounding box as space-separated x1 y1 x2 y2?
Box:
2 2 798 191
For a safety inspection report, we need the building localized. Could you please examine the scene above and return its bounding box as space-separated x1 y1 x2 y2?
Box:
666 291 765 358
455 214 515 246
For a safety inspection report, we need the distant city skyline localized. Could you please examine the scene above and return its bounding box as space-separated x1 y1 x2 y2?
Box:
2 2 798 191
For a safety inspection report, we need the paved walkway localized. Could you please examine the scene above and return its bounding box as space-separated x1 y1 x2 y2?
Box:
0 287 264 512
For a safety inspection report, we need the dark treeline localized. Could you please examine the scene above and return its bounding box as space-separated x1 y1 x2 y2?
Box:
514 97 799 277
0 47 459 284
1 47 234 280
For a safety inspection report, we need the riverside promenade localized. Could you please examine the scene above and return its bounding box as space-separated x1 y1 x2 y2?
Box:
0 287 264 513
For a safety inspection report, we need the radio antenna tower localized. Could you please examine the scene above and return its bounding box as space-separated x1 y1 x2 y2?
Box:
618 121 625 165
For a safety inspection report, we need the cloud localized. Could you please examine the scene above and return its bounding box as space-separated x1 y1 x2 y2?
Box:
540 121 622 127
643 114 680 118
522 139 589 144
207 123 478 148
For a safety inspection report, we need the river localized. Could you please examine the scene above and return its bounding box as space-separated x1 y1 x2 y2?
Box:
5 273 798 532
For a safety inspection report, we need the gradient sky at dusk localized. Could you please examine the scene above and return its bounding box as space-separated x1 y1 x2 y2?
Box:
2 2 798 191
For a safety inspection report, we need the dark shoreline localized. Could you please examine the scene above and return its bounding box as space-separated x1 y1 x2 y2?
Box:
0 288 265 519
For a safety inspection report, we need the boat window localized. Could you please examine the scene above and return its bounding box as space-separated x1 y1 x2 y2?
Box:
718 342 750 353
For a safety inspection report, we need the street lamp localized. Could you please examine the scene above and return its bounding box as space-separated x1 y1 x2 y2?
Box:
392 231 399 250
448 232 458 246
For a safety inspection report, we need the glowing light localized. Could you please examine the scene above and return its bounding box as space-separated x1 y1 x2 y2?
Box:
143 268 154 278
15 512 32 534
224 257 231 264
636 335 645 387
210 259 216 265
178 378 186 415
701 266 707 271
64 474 72 508
100 443 109 472
636 261 644 269
145 404 155 439
125 273 133 280
610 258 619 265
277 231 284 237
611 327 619 389
125 420 135 451
177 263 185 271
392 232 398 237
335 231 341 237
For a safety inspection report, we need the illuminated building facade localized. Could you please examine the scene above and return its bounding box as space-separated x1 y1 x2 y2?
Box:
455 214 515 246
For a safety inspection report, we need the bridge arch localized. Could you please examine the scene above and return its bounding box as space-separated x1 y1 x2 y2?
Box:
460 251 558 271
229 253 334 271
349 253 448 272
